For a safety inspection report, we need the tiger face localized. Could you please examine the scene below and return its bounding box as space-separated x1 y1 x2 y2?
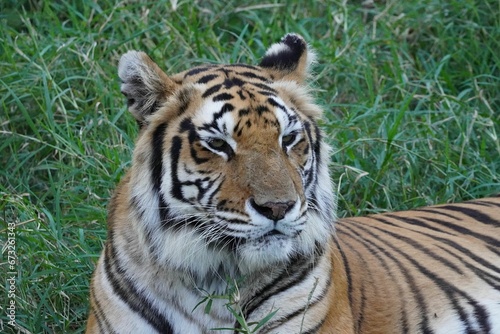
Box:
118 34 336 276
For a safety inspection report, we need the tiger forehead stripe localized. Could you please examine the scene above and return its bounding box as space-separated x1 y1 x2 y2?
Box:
184 65 217 78
213 92 233 102
238 71 270 82
197 74 219 84
202 84 223 98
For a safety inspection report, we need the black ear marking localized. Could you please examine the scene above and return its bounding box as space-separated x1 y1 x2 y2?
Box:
260 33 307 72
126 97 136 107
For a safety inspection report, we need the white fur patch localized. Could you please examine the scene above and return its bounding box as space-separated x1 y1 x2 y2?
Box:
196 100 238 158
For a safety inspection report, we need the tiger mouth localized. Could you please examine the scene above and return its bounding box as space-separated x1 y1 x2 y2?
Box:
255 229 300 243
263 229 283 237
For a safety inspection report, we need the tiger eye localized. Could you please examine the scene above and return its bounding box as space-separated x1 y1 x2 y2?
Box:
282 134 296 146
208 138 227 149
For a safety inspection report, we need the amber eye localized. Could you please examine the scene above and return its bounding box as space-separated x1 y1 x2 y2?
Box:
208 138 227 149
205 138 234 159
282 133 297 147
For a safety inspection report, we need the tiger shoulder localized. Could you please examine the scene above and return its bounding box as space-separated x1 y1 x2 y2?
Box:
86 33 500 334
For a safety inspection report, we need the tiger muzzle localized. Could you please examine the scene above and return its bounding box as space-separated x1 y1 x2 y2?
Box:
249 199 296 221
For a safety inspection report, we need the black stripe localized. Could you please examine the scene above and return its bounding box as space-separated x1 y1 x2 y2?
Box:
169 132 224 211
263 275 331 333
129 194 145 222
426 216 499 246
439 205 500 227
255 105 269 115
303 122 316 188
348 220 492 333
384 214 455 235
151 122 168 194
435 245 500 291
473 198 500 208
223 77 245 88
463 200 500 208
151 122 173 225
340 222 434 333
332 238 354 307
301 139 309 155
337 231 410 333
357 279 368 333
416 208 462 220
437 238 500 276
374 216 500 277
250 82 277 94
180 118 210 164
197 103 235 133
91 284 117 334
213 92 233 102
195 177 215 202
374 217 465 274
184 66 216 77
236 89 246 100
212 103 235 122
197 74 219 84
241 249 323 323
487 245 500 257
179 118 194 133
342 239 374 333
205 177 223 207
257 90 276 96
389 213 500 247
404 254 491 332
239 71 270 82
226 63 260 70
170 136 187 202
267 97 288 114
103 231 175 333
301 320 325 334
202 84 223 98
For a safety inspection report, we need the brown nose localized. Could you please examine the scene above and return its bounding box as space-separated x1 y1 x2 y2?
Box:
250 199 295 221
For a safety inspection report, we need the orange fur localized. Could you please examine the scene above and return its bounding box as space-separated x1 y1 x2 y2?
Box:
318 197 500 333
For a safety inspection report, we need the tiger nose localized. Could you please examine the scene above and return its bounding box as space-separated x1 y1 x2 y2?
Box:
250 199 295 221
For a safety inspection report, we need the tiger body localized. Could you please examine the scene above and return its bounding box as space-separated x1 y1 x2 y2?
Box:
86 34 500 333
331 198 500 333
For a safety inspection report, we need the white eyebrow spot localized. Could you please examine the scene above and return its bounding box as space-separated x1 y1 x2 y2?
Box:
196 100 238 152
196 100 226 124
269 96 301 135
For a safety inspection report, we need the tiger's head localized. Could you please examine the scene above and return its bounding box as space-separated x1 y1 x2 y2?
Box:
118 34 336 278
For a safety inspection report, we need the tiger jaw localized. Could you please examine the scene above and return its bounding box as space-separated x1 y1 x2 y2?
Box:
237 233 296 269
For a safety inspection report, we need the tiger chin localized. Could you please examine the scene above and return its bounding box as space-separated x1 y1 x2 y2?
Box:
86 34 500 334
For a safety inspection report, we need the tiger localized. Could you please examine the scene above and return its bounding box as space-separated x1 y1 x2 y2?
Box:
86 33 500 334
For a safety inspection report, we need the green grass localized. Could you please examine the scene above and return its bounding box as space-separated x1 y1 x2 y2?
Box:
1 0 499 332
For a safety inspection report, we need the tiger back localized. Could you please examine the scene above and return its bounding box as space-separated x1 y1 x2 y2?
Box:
86 33 500 333
329 197 500 333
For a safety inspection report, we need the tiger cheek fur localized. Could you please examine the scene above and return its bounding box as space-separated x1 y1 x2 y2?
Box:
86 33 500 334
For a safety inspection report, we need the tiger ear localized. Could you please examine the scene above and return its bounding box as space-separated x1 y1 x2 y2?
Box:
259 33 316 83
118 51 177 125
